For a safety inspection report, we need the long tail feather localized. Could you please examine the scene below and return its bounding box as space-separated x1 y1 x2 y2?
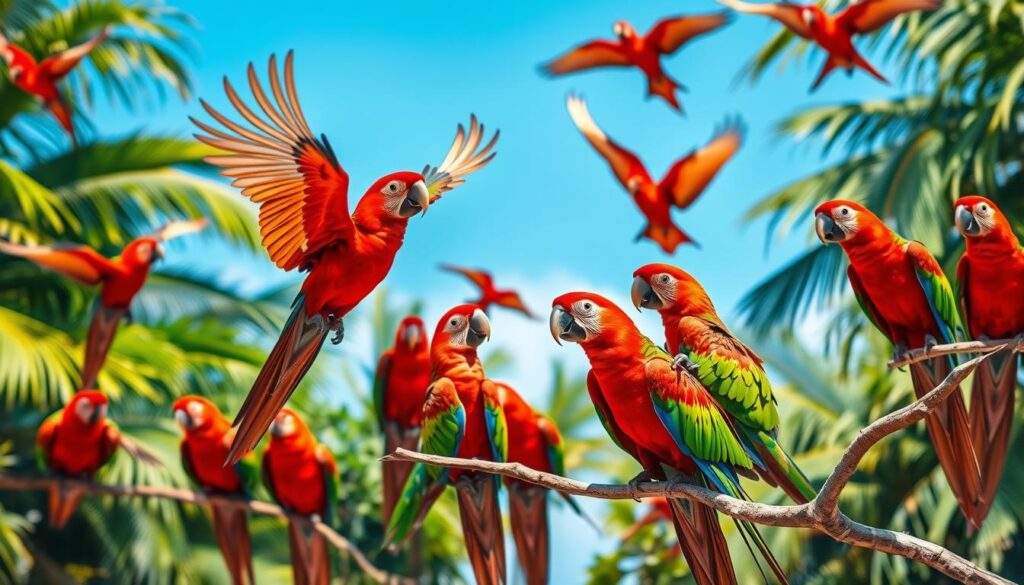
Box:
211 503 255 585
666 496 737 585
810 56 839 92
637 221 695 254
646 72 684 112
741 428 816 504
508 484 549 585
384 462 445 552
455 473 507 585
851 51 888 84
287 520 330 585
969 349 1017 525
80 305 127 389
46 96 77 146
48 480 85 530
381 423 420 527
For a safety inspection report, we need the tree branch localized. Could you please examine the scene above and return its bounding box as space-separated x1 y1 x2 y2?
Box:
887 337 1020 369
0 475 413 585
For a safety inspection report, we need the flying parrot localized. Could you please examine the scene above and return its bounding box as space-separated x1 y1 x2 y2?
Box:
716 0 940 90
542 13 731 111
384 305 509 585
173 396 260 585
190 52 498 464
374 315 431 526
815 199 983 528
263 408 339 585
0 218 209 389
0 26 109 145
550 293 787 585
36 390 162 529
565 95 742 253
440 264 535 318
631 263 816 504
954 196 1024 526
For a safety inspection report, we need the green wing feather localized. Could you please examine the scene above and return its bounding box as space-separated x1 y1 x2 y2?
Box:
317 446 339 524
907 241 963 345
373 351 393 429
234 453 261 498
483 383 508 463
537 413 565 477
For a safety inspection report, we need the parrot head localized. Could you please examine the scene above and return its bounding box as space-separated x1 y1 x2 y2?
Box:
66 390 109 426
955 196 1011 242
814 199 884 246
631 263 715 316
550 292 628 346
367 171 430 219
800 6 823 30
613 21 637 41
268 407 312 441
395 315 428 351
172 395 223 433
432 304 491 353
122 237 164 267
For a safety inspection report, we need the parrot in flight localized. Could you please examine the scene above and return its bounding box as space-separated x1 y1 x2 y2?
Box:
550 293 788 585
263 408 339 585
716 0 940 90
0 26 110 145
36 390 162 529
0 218 208 390
566 95 742 253
542 13 731 111
190 52 498 464
374 315 431 526
815 199 984 528
384 305 509 585
631 263 816 504
174 396 260 585
440 264 535 318
954 196 1024 526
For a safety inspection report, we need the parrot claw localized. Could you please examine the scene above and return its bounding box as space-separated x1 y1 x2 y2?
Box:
1012 333 1024 352
923 335 938 353
627 470 655 502
328 316 345 345
671 353 699 375
892 343 910 368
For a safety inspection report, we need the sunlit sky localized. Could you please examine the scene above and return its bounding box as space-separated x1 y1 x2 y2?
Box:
93 0 906 580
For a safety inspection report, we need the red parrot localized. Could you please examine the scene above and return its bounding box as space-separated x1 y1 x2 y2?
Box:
566 95 742 253
717 0 940 90
263 408 339 585
191 52 498 463
0 27 110 144
815 199 983 527
374 315 431 526
173 396 260 585
440 264 535 318
36 390 161 529
384 305 509 585
0 218 208 389
954 196 1024 525
550 293 787 585
542 13 731 111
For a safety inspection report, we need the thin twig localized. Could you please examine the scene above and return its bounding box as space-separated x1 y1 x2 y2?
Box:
887 337 1021 369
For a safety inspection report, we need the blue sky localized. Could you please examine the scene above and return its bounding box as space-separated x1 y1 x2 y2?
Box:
97 0 905 581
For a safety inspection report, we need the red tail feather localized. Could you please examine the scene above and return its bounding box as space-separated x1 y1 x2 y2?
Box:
455 474 506 585
210 503 255 585
666 498 738 585
507 485 549 585
80 305 127 390
287 521 330 585
969 350 1017 526
381 422 420 526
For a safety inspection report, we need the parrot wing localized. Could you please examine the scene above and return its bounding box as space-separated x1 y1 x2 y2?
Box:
906 241 963 345
0 240 118 285
566 95 653 193
193 51 353 270
316 444 339 523
542 39 632 75
493 291 535 318
234 451 262 498
535 412 593 523
373 349 394 430
482 380 509 463
956 255 971 331
836 0 941 34
646 13 732 55
848 265 891 337
422 115 499 202
180 441 200 486
440 264 495 293
586 370 642 458
260 451 279 503
715 0 813 38
38 27 109 79
659 120 743 210
35 411 62 471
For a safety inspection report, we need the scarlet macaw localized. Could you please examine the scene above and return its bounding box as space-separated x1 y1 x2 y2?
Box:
550 293 787 585
191 52 498 463
631 263 816 503
0 218 208 389
36 390 161 529
374 315 431 526
954 196 1024 525
384 305 509 585
566 96 741 253
717 0 940 90
440 264 535 318
815 199 983 527
0 27 109 144
542 13 730 111
263 408 339 585
174 396 260 585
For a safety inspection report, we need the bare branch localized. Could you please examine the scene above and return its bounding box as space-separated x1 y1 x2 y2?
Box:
888 337 1020 368
0 475 413 585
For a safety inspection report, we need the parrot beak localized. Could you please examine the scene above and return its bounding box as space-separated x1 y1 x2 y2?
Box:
815 213 845 244
466 309 491 348
153 243 166 262
89 404 105 425
174 409 194 430
549 306 586 345
401 180 430 218
630 276 662 311
403 325 422 350
955 205 981 237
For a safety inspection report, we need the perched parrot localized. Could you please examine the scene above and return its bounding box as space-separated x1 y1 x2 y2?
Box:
191 52 498 463
566 95 742 253
631 263 816 503
717 0 940 90
0 27 109 144
263 408 339 585
0 218 208 389
496 382 587 585
36 390 161 529
542 13 731 111
374 315 431 526
173 396 260 585
440 264 535 318
815 199 983 527
550 293 787 585
954 196 1024 525
384 305 509 585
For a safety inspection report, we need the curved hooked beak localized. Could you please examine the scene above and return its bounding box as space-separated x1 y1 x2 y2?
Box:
955 205 981 237
630 276 662 311
815 213 846 244
90 405 106 425
401 180 430 218
153 243 166 262
403 325 422 350
549 306 587 345
174 409 194 430
466 309 491 348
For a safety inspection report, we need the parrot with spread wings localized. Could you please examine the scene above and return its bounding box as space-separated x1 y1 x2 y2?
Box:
190 52 498 464
0 218 208 389
440 264 535 318
0 26 110 144
717 0 940 90
542 13 731 111
566 95 741 253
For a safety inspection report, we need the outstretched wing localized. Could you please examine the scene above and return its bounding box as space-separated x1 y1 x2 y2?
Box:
646 13 731 55
493 291 534 318
192 51 352 270
39 27 109 79
151 218 210 243
837 0 941 34
906 241 963 345
0 240 118 285
542 40 632 75
440 264 495 293
422 115 498 202
566 95 652 193
659 120 742 209
715 0 813 38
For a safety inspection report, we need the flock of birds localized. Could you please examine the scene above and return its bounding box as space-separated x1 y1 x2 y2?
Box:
6 1 1016 585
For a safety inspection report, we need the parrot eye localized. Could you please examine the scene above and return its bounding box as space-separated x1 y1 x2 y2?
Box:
979 204 989 213
839 207 851 217
384 180 404 195
659 275 671 284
